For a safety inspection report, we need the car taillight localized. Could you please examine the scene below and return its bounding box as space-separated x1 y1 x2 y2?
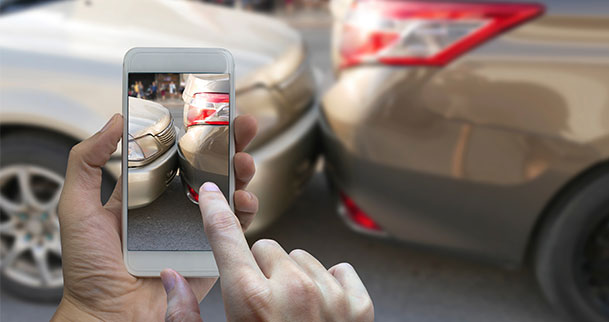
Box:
339 1 543 68
339 192 383 231
187 185 199 202
186 92 230 127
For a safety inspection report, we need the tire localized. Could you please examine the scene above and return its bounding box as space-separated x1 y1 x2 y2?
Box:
536 165 609 322
0 131 115 302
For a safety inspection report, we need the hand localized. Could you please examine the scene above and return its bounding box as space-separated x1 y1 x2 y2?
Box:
160 184 374 322
51 113 258 321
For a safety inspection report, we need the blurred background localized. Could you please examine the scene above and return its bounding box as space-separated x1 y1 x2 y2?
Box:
1 0 609 321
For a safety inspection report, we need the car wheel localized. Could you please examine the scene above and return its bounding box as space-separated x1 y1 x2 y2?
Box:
536 166 609 322
0 131 114 302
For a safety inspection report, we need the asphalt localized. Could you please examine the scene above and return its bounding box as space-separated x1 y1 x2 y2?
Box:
0 8 566 322
128 177 211 251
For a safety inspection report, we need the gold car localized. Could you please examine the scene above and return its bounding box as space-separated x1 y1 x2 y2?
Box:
322 1 609 321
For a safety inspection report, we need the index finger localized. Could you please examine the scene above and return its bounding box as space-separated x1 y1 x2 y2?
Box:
198 182 264 282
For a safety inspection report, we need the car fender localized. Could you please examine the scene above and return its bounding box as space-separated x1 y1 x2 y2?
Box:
1 88 121 178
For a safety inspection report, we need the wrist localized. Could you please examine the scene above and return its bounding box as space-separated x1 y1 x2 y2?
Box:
52 292 165 321
52 296 103 322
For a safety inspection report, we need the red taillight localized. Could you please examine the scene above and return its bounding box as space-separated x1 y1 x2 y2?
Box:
188 185 199 202
340 1 544 68
339 192 383 231
186 92 230 127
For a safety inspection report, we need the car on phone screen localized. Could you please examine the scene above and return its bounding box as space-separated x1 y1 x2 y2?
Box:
178 74 231 202
322 0 609 321
0 0 318 301
127 96 178 209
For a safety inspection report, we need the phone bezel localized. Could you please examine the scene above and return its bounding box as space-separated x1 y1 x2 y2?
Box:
122 47 235 277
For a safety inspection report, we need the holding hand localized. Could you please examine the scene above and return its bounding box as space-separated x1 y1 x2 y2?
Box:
51 113 373 322
52 114 258 321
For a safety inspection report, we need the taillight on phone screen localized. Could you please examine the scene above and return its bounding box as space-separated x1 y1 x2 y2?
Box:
340 1 543 68
186 92 230 127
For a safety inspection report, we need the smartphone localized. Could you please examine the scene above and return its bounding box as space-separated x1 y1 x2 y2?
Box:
122 48 235 277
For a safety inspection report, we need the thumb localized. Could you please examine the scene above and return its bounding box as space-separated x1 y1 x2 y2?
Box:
59 113 122 213
161 269 203 322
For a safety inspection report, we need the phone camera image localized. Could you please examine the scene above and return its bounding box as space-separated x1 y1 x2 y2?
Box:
127 73 230 251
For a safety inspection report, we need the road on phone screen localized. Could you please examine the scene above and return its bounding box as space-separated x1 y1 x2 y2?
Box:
0 11 562 322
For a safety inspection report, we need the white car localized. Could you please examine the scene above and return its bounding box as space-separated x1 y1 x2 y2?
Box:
0 0 319 300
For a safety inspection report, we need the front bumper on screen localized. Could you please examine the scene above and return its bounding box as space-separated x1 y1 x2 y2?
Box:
128 143 178 209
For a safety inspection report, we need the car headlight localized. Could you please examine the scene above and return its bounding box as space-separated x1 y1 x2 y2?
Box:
128 134 161 165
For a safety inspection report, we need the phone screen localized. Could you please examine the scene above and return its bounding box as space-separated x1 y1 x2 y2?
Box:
126 73 231 251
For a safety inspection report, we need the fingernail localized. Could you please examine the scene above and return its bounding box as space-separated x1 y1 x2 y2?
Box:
161 270 176 293
100 114 118 133
201 182 220 192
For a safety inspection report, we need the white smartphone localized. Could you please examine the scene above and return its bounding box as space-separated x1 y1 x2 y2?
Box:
122 48 235 277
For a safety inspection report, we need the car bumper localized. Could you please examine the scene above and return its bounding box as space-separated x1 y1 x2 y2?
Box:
178 104 320 235
319 66 585 267
177 125 230 201
246 105 320 234
128 143 178 209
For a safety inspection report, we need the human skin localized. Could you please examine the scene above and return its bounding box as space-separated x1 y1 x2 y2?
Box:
51 114 258 321
160 185 375 321
52 113 374 321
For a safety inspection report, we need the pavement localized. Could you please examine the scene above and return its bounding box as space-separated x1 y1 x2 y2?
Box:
0 7 565 322
128 177 211 251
